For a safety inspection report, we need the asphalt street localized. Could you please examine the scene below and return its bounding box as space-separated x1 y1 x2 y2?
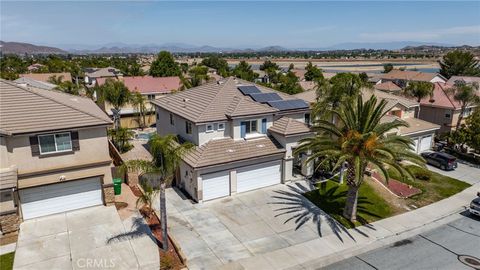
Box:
323 212 480 270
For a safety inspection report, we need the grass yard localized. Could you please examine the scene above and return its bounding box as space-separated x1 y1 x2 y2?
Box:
0 252 14 270
388 165 471 208
304 180 394 228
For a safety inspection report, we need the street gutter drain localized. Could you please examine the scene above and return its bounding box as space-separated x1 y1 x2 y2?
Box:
458 255 480 269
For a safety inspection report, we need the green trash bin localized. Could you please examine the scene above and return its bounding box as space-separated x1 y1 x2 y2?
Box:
113 178 122 195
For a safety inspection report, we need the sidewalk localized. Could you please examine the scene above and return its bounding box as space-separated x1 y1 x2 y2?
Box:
220 183 479 270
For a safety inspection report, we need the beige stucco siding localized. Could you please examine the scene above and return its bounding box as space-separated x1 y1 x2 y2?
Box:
418 106 457 133
232 115 274 140
156 107 199 145
0 136 8 169
4 127 112 188
198 122 231 145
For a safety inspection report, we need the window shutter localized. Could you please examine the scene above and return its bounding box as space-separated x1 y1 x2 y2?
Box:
71 131 80 151
261 119 267 134
29 136 40 156
240 122 246 138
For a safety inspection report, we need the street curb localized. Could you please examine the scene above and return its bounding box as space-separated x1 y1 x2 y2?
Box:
0 242 16 255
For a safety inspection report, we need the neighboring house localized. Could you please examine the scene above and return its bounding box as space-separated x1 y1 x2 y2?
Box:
299 81 316 91
96 76 181 128
27 63 45 72
447 76 480 86
416 82 478 133
378 70 447 88
84 67 122 87
19 72 72 83
295 88 440 154
374 81 402 93
13 77 57 90
152 77 313 202
0 80 114 233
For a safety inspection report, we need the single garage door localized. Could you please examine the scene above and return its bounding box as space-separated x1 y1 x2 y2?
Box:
237 161 281 193
202 171 230 201
419 135 433 153
19 177 103 219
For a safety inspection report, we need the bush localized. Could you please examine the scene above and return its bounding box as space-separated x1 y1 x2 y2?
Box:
414 170 431 181
160 253 176 270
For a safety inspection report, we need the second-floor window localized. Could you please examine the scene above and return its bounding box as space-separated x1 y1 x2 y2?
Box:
304 113 311 125
170 114 174 125
38 132 72 154
241 120 258 137
186 121 193 134
147 94 155 100
206 124 214 133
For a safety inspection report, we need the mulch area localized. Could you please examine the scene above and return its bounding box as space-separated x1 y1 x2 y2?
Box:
128 184 184 270
371 172 422 198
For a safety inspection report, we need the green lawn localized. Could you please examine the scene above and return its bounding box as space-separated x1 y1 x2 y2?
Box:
0 252 14 270
388 165 471 208
304 180 394 228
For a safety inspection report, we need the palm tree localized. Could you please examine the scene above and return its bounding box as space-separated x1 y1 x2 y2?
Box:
123 134 193 251
101 79 131 129
448 82 480 130
130 92 148 130
296 95 425 222
403 81 434 102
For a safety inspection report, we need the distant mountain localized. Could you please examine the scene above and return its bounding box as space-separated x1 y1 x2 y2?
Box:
0 41 67 54
319 41 454 51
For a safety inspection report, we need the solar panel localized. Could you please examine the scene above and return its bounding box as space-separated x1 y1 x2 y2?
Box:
238 85 261 95
249 93 283 103
267 99 309 110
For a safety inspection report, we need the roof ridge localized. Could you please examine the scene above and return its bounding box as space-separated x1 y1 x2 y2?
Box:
438 83 458 109
3 80 110 124
198 77 235 120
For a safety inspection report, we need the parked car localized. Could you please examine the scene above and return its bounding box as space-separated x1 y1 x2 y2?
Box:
469 192 480 217
421 151 458 171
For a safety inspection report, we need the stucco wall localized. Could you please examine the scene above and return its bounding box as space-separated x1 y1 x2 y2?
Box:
0 137 8 169
418 106 456 133
4 127 113 187
198 122 231 145
232 115 274 140
155 107 199 145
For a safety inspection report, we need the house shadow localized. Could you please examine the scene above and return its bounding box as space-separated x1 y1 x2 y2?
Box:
107 216 160 247
269 181 378 242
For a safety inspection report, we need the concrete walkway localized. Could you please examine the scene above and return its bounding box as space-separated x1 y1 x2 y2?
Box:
162 180 479 270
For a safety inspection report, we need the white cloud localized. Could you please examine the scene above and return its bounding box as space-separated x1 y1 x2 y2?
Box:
359 25 480 42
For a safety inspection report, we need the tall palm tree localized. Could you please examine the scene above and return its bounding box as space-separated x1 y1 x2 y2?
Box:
403 81 434 102
130 92 148 130
101 79 131 129
296 95 425 222
448 82 480 130
123 134 193 251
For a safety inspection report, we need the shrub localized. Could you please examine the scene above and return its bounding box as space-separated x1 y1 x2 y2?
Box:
414 170 431 181
160 253 176 270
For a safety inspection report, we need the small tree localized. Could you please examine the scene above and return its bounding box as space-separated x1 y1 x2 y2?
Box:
188 65 209 87
448 82 480 130
232 61 258 82
439 50 480 79
383 64 394 73
130 92 148 130
101 79 131 129
304 62 324 82
466 108 480 153
403 81 434 102
149 51 181 77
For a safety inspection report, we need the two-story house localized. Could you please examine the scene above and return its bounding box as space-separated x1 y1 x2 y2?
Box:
295 88 440 154
151 77 313 202
96 76 182 128
84 67 122 88
378 70 447 89
0 80 114 233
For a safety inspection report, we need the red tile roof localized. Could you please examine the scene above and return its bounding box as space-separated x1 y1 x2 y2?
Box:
419 83 460 110
374 81 402 92
97 76 181 94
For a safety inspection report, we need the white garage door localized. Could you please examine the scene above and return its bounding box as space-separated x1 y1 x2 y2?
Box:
419 135 433 153
19 177 102 220
237 161 281 193
202 171 230 201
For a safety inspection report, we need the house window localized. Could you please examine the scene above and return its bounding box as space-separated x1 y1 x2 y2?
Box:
206 124 214 133
241 120 258 136
185 121 192 134
147 94 155 100
462 108 473 117
38 132 72 154
169 114 174 125
445 111 451 119
217 123 225 131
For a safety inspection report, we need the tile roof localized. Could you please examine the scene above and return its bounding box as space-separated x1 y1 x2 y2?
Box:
362 89 419 112
151 77 296 123
374 81 402 92
268 117 311 136
294 90 317 104
380 70 442 82
13 77 57 90
0 80 111 135
419 83 460 110
85 67 121 78
447 76 480 86
97 76 181 94
182 136 285 168
380 115 440 135
19 72 72 83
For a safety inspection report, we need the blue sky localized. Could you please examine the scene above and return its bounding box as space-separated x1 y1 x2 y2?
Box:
1 1 479 49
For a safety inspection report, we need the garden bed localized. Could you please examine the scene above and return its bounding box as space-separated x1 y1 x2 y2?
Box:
371 171 422 198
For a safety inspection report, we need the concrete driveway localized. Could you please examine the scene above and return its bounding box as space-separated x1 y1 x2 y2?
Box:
159 181 357 270
427 161 480 185
14 206 159 270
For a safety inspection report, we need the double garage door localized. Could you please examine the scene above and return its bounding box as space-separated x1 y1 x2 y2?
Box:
202 161 281 201
19 177 103 220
